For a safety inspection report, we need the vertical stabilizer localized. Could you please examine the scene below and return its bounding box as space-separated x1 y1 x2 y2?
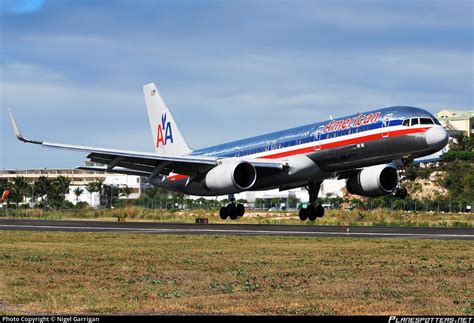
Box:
143 83 192 155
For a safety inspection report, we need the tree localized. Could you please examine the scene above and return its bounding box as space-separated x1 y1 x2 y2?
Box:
437 133 474 203
10 177 30 205
85 180 103 206
34 176 52 204
0 179 10 193
47 176 71 208
73 187 84 204
102 184 120 208
439 160 474 202
450 133 473 152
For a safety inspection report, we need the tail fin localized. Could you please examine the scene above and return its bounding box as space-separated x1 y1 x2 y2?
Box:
143 83 192 155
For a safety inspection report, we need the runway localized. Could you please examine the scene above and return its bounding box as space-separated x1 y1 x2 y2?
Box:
0 218 473 240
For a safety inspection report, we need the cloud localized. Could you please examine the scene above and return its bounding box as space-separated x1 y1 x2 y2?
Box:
1 1 472 169
287 1 473 29
0 0 46 14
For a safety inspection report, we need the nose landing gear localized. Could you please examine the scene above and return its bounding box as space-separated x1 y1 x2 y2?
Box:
393 186 408 199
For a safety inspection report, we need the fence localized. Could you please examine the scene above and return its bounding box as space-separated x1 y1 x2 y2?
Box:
2 198 472 218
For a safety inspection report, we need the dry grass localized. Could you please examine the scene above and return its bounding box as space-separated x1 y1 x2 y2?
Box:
0 230 472 315
7 207 474 228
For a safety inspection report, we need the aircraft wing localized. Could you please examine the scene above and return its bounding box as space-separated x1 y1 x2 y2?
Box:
9 110 285 179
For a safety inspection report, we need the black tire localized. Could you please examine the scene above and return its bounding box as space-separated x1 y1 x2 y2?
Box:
394 187 408 199
308 206 317 221
400 187 408 199
299 208 308 221
228 204 238 220
315 204 325 218
236 204 245 217
219 206 229 220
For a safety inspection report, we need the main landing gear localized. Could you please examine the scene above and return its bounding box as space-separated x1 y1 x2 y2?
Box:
299 181 325 221
220 194 245 220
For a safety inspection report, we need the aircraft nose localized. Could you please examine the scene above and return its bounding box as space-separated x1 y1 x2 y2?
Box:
425 126 449 150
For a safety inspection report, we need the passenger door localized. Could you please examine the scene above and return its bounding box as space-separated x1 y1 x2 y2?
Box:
314 126 324 151
382 113 393 138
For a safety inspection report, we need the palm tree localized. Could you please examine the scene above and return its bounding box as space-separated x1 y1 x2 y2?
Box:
34 176 51 204
102 184 121 208
0 178 9 191
73 187 84 204
55 176 71 197
85 180 103 206
47 176 71 208
11 177 30 205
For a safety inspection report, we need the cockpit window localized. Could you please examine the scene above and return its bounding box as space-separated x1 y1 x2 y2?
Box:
403 119 410 127
411 118 419 126
420 118 434 125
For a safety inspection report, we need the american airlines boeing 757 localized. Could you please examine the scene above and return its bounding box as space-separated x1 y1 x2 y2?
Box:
9 83 449 221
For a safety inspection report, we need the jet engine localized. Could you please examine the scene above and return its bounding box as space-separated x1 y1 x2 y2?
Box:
346 164 398 197
203 159 257 194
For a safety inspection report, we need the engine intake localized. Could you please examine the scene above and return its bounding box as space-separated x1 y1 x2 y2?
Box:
346 164 398 197
204 160 257 194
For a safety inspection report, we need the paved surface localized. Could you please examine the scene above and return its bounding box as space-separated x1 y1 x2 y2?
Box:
0 218 473 240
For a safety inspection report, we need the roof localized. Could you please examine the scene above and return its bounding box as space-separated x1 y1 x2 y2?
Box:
436 109 474 120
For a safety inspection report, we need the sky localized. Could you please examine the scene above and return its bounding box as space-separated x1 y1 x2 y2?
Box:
0 0 473 169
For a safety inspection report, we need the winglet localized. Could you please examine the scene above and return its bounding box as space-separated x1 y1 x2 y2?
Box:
8 110 43 145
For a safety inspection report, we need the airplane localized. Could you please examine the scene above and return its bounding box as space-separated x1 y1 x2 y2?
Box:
8 82 449 221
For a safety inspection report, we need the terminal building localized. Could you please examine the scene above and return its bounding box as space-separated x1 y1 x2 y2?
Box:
436 109 474 137
0 162 146 207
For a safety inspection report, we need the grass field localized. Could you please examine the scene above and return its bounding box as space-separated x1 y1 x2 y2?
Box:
6 206 474 228
0 230 472 315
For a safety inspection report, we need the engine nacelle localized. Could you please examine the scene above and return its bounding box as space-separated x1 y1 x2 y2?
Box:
203 159 257 194
346 164 398 197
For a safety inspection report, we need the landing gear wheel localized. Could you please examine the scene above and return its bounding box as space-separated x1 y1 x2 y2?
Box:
396 187 408 199
219 206 229 220
228 204 238 220
308 205 317 221
236 204 245 217
299 208 308 221
315 204 325 218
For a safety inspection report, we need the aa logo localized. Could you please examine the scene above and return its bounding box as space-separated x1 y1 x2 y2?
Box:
156 113 174 147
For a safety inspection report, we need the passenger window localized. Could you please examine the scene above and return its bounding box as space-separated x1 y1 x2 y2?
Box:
411 118 419 126
403 119 410 127
420 118 434 125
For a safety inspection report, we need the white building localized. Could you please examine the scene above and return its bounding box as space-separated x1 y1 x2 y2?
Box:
436 109 474 137
0 164 146 207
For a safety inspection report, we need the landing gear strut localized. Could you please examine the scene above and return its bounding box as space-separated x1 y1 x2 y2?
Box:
299 182 325 221
219 194 245 220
